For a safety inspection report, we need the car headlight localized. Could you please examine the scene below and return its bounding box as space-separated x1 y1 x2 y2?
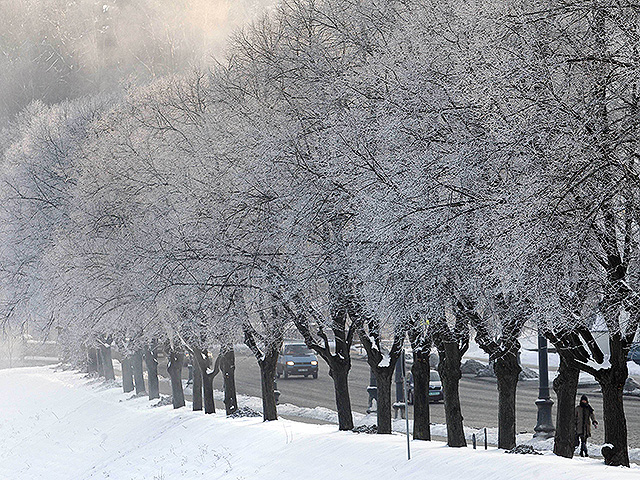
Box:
286 361 295 366
311 360 318 365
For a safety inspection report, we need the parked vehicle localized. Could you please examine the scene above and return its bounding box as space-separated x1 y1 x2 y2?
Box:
406 370 443 404
277 343 319 379
628 342 640 365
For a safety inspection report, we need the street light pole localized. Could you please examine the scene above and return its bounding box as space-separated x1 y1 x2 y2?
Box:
534 331 555 438
367 367 377 414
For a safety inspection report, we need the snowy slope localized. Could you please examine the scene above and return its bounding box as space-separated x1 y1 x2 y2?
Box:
0 366 637 480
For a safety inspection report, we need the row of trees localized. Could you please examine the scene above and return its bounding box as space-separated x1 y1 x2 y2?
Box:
2 0 640 467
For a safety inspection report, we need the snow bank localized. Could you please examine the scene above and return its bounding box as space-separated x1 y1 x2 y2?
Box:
0 366 638 480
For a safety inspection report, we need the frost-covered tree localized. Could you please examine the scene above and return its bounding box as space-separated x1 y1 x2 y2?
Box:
487 0 640 465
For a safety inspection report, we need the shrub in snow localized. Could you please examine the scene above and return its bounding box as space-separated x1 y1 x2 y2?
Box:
152 396 173 408
518 367 538 381
476 365 496 378
352 425 378 434
506 445 542 455
623 378 640 393
461 359 486 375
228 407 261 418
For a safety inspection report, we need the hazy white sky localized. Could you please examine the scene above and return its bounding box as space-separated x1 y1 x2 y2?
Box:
0 0 275 127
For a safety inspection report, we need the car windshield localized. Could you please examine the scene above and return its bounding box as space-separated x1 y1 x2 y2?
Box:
430 371 440 381
284 345 312 356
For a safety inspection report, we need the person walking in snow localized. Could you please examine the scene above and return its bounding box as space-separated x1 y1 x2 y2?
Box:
575 394 598 457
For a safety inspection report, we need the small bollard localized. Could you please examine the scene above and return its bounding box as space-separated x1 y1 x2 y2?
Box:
484 428 488 450
472 434 476 449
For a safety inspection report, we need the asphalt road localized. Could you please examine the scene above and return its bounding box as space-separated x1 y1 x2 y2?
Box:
155 350 640 448
228 351 640 448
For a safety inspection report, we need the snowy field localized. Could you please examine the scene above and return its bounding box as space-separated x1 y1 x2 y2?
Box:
1 367 638 480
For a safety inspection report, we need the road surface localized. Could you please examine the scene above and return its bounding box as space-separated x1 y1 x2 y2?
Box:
156 349 640 448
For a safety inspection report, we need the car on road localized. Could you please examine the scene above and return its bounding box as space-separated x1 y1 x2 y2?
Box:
277 343 319 379
406 370 443 404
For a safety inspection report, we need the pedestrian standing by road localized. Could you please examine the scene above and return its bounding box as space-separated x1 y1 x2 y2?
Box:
575 394 598 457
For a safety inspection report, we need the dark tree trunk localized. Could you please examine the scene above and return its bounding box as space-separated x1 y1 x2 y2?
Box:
144 347 160 400
193 347 217 414
552 354 579 458
97 347 105 377
598 336 630 467
356 316 405 436
202 369 216 414
100 344 115 381
290 289 360 432
220 346 238 415
412 350 431 441
192 353 203 411
493 351 520 450
437 340 466 447
132 350 146 395
259 350 279 421
600 379 629 466
121 356 134 393
167 350 185 409
87 347 98 374
329 361 354 431
373 368 394 434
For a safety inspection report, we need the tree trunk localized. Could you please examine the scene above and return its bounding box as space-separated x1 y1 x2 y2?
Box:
167 350 185 409
552 354 579 458
493 351 520 450
292 291 359 432
144 347 160 400
600 379 629 466
100 344 115 381
259 349 279 421
412 350 431 441
220 346 238 415
193 347 216 414
598 336 630 466
121 356 134 393
192 353 203 411
97 347 105 377
329 361 354 431
202 369 216 414
437 341 466 447
87 347 98 374
374 368 394 434
132 350 146 395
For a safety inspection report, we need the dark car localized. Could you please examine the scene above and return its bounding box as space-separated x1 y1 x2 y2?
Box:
406 370 443 404
276 343 319 379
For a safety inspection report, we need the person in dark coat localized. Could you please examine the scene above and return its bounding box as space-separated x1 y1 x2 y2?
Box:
575 394 598 457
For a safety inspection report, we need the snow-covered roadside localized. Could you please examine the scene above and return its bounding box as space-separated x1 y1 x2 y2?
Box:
204 380 640 462
1 366 638 480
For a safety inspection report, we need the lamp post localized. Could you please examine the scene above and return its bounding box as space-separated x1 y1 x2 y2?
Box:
534 331 555 438
367 367 377 413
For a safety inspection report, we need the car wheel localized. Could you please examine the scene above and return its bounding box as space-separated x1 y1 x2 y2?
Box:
312 372 318 379
284 370 289 379
276 371 281 378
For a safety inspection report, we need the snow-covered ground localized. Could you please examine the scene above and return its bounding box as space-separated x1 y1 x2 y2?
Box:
1 366 638 480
